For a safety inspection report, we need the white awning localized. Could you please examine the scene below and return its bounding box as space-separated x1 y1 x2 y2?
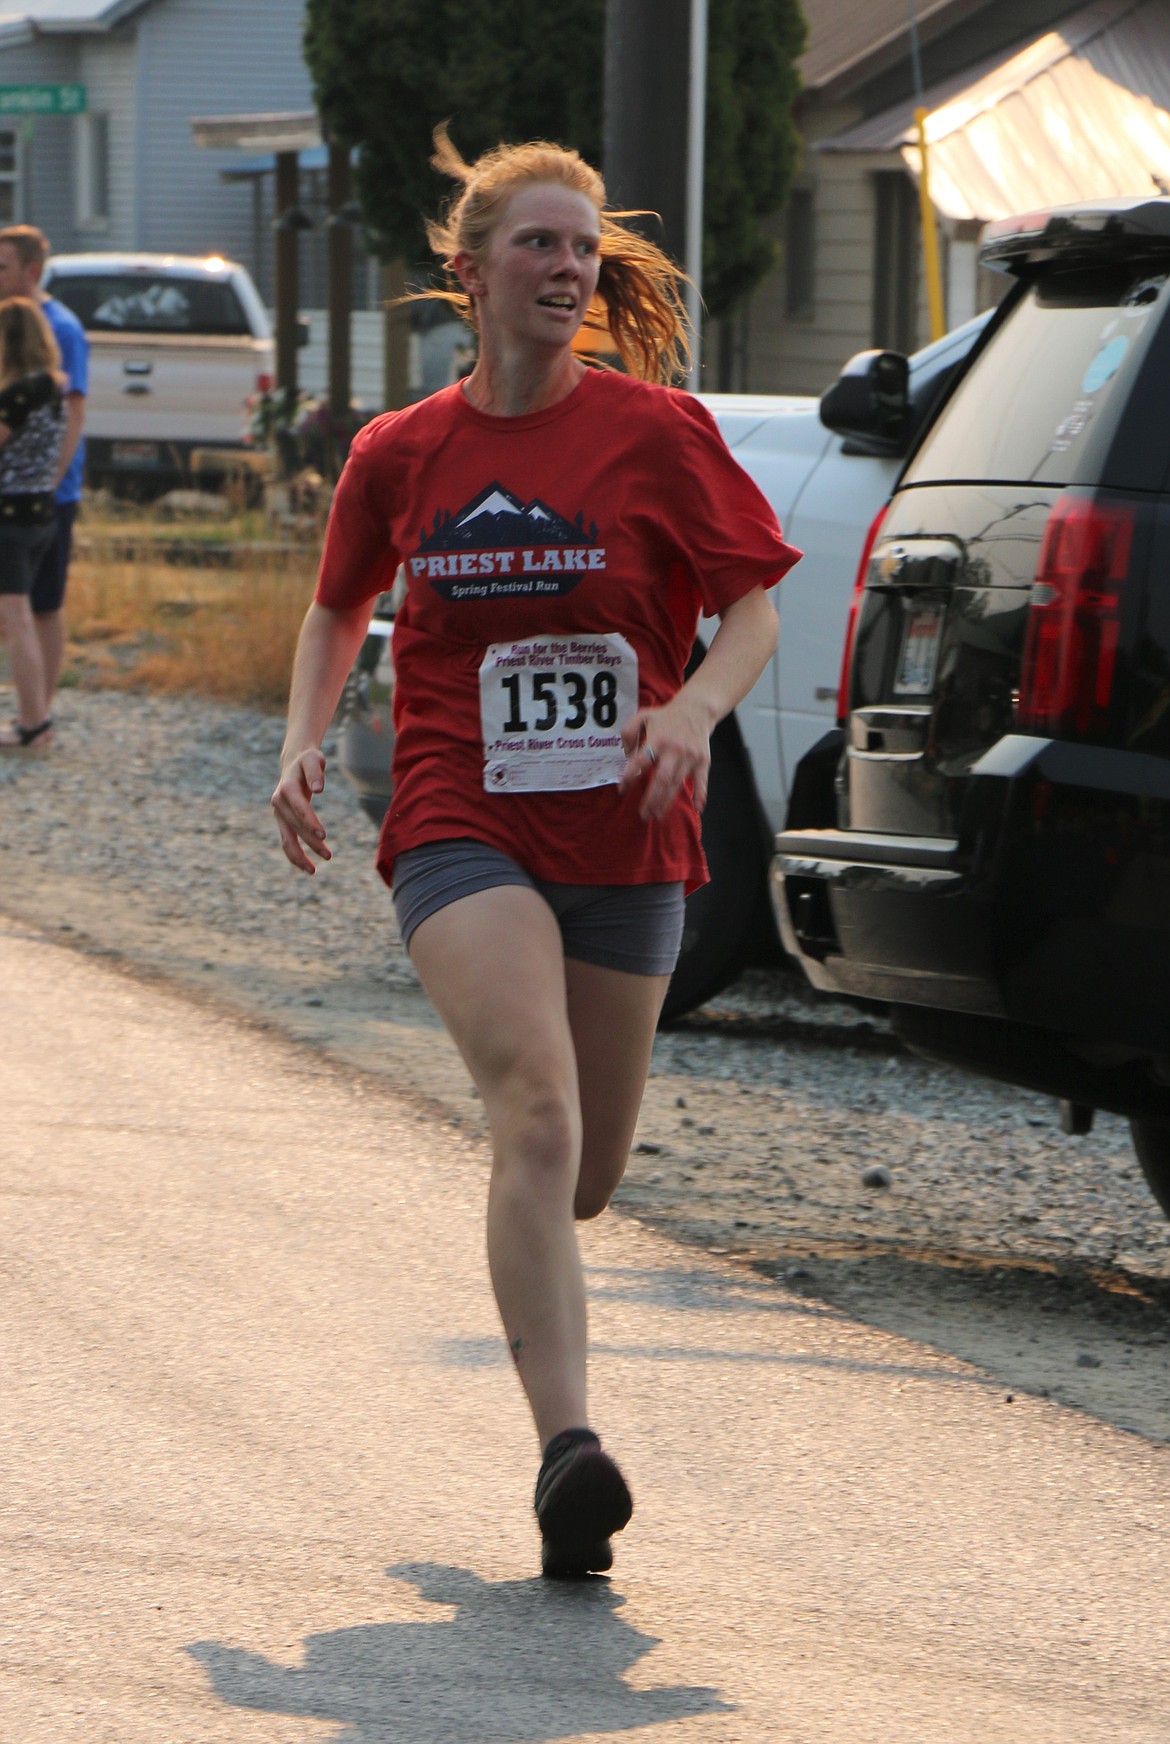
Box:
819 0 1170 223
190 112 322 155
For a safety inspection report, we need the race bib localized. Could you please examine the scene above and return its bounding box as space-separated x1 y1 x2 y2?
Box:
479 633 639 793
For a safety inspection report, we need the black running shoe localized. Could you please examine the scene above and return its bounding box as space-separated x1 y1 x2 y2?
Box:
535 1427 633 1579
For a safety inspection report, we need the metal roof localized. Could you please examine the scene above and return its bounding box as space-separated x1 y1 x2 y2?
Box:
799 0 984 94
818 0 1170 222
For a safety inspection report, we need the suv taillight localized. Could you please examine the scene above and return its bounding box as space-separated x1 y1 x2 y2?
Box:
836 502 890 726
1016 492 1135 736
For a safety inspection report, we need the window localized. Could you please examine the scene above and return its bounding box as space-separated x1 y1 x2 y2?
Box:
76 113 110 227
872 172 918 352
47 272 251 335
0 127 21 223
904 265 1169 489
785 186 814 320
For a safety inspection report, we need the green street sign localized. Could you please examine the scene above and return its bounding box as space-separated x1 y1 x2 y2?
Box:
0 84 86 116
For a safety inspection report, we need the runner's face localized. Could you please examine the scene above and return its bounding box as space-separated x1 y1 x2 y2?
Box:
467 182 601 351
0 244 40 299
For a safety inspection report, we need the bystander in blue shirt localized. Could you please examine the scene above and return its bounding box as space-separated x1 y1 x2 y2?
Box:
41 294 86 504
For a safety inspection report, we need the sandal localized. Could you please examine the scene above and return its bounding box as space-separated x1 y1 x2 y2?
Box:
0 717 52 750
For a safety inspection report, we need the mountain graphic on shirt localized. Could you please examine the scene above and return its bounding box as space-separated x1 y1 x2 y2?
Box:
418 481 598 552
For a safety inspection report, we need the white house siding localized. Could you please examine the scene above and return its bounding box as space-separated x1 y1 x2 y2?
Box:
296 309 385 408
0 35 79 249
76 30 137 248
739 144 945 395
294 309 475 411
133 0 313 268
743 149 884 394
27 115 77 255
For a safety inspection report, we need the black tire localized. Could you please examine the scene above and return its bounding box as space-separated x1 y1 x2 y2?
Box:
658 719 772 1025
1129 1120 1170 1222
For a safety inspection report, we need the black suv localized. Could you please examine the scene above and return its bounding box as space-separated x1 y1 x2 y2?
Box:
775 196 1170 1224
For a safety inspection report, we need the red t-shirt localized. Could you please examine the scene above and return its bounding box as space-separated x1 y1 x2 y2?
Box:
316 367 801 893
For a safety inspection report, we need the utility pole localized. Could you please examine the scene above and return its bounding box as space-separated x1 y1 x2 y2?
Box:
603 0 706 387
684 0 708 385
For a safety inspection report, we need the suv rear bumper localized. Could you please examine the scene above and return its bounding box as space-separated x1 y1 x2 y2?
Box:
774 733 1170 1052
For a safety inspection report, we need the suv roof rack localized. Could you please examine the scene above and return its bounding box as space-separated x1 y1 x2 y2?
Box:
981 197 1170 274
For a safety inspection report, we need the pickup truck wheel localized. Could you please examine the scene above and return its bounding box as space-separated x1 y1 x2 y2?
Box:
658 720 771 1026
1128 1121 1170 1222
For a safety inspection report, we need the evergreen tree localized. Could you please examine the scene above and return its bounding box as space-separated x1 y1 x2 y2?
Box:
304 0 805 319
303 0 604 271
703 0 806 318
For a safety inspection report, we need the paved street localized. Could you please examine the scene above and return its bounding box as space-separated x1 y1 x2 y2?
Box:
4 920 1170 1743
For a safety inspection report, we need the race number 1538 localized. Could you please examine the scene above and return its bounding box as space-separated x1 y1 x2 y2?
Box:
479 633 639 793
499 667 619 733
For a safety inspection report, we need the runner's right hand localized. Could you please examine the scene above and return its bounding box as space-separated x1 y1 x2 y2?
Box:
272 748 332 874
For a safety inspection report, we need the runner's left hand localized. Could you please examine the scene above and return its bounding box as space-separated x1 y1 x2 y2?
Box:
619 694 716 820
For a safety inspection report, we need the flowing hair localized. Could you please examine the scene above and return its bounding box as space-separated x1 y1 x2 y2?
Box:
0 295 61 390
420 125 692 385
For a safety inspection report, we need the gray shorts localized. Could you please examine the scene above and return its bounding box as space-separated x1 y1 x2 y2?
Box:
392 839 685 977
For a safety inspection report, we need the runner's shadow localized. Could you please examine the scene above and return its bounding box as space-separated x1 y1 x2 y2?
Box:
188 1560 730 1743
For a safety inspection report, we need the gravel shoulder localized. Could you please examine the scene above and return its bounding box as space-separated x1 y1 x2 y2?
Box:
4 689 1169 1444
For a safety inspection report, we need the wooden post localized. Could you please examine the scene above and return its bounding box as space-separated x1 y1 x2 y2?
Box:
381 257 409 410
274 149 299 396
326 141 352 418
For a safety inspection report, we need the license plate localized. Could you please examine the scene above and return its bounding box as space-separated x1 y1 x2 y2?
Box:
894 602 944 695
111 440 161 468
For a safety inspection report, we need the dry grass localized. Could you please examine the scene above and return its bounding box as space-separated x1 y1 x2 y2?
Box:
65 545 318 711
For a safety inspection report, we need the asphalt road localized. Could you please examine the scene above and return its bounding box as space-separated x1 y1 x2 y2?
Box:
4 920 1170 1744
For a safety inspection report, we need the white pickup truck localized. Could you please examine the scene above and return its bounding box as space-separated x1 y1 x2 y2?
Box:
42 251 274 493
340 312 990 1019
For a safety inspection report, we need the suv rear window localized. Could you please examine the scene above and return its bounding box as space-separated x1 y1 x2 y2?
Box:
46 273 251 336
903 264 1170 488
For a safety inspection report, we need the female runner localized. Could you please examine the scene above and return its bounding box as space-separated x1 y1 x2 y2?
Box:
272 130 800 1578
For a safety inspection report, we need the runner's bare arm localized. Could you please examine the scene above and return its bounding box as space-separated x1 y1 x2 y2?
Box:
272 598 376 874
619 584 778 821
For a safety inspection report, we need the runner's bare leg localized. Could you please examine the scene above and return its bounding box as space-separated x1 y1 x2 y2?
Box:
409 885 589 1448
566 957 668 1220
